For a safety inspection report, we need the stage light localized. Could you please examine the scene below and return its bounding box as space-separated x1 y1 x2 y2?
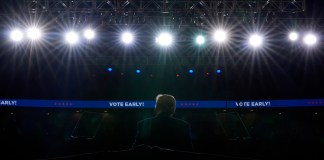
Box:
65 31 79 45
289 32 298 41
195 35 205 45
303 33 317 46
10 29 23 42
216 69 222 74
83 29 95 40
249 34 263 48
213 30 227 43
136 69 141 74
121 31 134 44
156 32 173 47
107 67 113 72
188 69 194 74
27 27 41 40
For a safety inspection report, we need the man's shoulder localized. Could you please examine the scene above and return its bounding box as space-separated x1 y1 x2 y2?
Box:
137 117 155 125
137 116 190 127
170 117 190 126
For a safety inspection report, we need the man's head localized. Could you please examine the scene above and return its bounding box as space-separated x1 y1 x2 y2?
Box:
155 94 176 116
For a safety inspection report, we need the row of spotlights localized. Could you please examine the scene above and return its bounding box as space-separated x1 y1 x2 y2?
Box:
66 29 96 44
9 28 96 44
107 68 222 75
9 28 318 47
289 32 317 45
10 28 42 41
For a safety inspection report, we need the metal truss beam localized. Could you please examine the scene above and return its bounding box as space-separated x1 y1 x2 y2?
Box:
20 0 309 26
26 0 305 15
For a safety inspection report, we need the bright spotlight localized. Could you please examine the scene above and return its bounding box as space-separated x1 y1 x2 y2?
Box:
10 29 23 42
289 32 299 41
83 29 95 40
249 34 263 48
156 32 173 47
27 27 41 40
213 30 227 43
121 32 134 44
65 31 79 45
196 35 205 45
303 34 317 46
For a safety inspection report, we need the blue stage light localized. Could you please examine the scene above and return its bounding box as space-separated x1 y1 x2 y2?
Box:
107 67 113 72
216 69 222 74
188 69 194 74
136 69 141 74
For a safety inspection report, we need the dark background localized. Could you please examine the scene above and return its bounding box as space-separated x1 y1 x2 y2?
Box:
1 1 324 159
1 107 323 159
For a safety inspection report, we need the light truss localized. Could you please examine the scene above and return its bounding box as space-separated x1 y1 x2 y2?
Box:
26 0 305 15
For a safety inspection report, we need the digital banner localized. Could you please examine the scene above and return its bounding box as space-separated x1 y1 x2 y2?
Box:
0 99 324 108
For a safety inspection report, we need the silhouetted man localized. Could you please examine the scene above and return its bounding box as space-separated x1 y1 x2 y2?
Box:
133 94 194 151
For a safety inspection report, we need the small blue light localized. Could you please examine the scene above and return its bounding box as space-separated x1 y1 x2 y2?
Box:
136 69 141 74
216 69 222 74
188 69 194 74
107 67 113 72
